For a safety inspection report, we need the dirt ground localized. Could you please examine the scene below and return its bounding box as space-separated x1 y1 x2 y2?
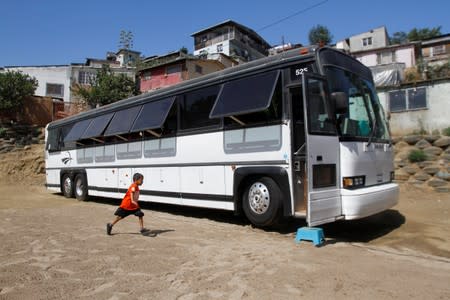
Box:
0 146 449 299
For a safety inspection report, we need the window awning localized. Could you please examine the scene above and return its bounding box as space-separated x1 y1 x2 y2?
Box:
131 97 176 132
103 106 142 136
64 119 92 142
210 70 280 118
80 112 114 139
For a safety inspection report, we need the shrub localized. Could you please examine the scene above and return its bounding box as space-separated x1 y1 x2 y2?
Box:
408 149 427 162
0 127 5 138
442 127 450 136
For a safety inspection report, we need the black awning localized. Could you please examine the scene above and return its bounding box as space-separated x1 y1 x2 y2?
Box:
131 97 176 132
80 112 114 139
210 70 280 118
103 106 142 136
64 119 92 142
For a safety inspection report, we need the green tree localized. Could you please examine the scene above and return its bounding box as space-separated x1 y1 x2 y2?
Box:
408 26 442 41
0 71 38 111
73 65 139 107
390 31 408 44
308 24 333 45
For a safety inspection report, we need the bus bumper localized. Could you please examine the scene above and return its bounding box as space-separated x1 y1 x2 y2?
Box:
341 183 399 220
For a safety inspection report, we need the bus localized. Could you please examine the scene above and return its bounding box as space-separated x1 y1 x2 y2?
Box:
45 47 399 227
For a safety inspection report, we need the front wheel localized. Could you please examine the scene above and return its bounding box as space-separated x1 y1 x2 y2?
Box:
242 177 282 227
74 174 89 201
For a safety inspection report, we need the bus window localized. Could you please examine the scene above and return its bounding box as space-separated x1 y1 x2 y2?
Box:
179 85 221 131
223 74 282 128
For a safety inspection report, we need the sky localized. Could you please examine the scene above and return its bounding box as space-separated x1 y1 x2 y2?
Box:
1 0 449 67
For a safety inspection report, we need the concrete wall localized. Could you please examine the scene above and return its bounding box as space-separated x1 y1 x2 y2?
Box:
349 27 388 52
354 46 416 68
185 60 224 80
378 80 450 135
194 40 231 57
5 66 71 102
356 53 377 67
139 64 183 92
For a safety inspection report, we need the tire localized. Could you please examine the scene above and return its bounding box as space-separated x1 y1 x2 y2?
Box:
242 177 282 227
74 174 89 201
62 174 74 198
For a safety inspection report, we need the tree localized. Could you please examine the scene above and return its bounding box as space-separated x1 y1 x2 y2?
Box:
73 65 139 107
408 26 442 41
390 31 408 45
119 30 134 50
308 24 333 45
0 71 38 111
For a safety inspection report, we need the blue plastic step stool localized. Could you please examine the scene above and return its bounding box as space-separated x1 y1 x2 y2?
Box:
295 227 325 246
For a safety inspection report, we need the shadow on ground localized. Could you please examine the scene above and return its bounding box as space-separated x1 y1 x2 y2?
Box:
88 195 405 244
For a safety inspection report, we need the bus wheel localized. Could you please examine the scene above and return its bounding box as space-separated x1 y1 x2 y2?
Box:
242 177 281 227
62 174 74 198
74 174 89 201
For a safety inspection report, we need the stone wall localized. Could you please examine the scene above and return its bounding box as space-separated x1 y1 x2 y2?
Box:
0 123 45 154
393 134 450 192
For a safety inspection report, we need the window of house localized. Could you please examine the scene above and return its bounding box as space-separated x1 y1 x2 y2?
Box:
195 65 203 74
217 44 223 53
142 71 151 80
166 65 181 75
377 51 395 65
46 83 64 98
389 90 406 112
432 45 446 56
78 71 96 85
408 88 427 110
179 85 221 130
389 87 427 112
362 37 373 47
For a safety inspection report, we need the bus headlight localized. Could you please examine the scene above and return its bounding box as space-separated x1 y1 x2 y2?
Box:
343 176 366 189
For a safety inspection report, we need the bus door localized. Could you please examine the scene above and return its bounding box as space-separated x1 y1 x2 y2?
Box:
302 74 342 226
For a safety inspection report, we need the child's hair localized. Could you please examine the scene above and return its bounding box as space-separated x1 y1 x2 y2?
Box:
133 173 144 182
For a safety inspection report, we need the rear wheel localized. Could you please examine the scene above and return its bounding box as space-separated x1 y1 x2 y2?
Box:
62 174 74 198
242 177 282 227
74 174 88 201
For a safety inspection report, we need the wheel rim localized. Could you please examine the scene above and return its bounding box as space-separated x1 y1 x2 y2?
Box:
64 177 72 195
248 182 270 214
75 178 84 197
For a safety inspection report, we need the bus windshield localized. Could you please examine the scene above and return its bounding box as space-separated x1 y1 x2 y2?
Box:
325 67 390 142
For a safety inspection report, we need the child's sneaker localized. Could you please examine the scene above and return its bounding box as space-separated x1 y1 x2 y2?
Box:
140 228 150 235
106 223 113 235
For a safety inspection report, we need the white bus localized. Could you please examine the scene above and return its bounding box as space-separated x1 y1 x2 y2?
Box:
45 47 398 227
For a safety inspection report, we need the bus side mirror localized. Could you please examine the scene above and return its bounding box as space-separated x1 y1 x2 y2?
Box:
331 92 348 114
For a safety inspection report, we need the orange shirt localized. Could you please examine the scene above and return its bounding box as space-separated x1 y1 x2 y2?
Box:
119 183 140 210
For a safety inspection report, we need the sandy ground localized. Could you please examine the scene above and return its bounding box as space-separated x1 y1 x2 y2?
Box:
0 180 449 299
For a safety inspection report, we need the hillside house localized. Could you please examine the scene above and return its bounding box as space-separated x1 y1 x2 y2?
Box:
138 50 225 93
192 20 271 64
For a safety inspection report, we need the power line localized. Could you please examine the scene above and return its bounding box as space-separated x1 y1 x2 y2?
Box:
257 0 329 32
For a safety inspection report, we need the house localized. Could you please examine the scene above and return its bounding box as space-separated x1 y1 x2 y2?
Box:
337 26 390 52
2 50 138 103
421 33 450 66
2 65 72 101
138 50 226 93
192 20 271 64
337 26 422 87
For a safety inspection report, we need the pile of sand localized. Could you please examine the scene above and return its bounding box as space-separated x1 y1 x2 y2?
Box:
0 143 45 186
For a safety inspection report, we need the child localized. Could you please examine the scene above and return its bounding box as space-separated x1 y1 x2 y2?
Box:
107 173 149 235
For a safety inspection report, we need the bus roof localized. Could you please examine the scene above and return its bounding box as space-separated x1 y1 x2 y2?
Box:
48 47 363 129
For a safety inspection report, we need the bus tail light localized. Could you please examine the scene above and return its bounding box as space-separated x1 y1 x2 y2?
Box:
343 176 365 189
